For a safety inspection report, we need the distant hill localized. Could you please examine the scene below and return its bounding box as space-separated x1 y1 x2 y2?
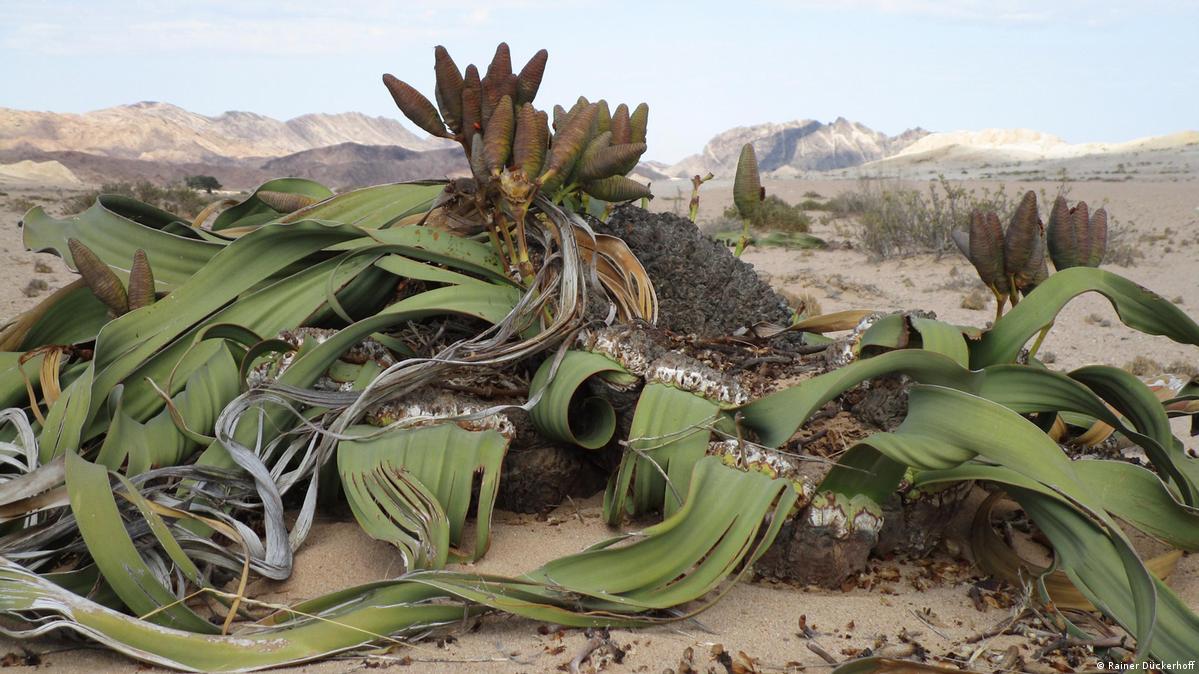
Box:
0 102 453 162
0 159 83 186
870 128 1199 166
667 117 928 178
4 102 1193 190
860 128 1199 179
0 102 469 189
261 143 467 187
0 143 467 191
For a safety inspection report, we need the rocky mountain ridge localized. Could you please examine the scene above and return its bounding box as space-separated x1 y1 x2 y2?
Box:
0 102 454 162
667 117 928 178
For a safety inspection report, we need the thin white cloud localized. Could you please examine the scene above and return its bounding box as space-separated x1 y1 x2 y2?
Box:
1 0 566 56
775 0 1188 25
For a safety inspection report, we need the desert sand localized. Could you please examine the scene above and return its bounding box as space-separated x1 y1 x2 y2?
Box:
0 175 1196 672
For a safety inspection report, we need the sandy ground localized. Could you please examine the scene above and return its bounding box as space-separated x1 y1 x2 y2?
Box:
0 178 1197 672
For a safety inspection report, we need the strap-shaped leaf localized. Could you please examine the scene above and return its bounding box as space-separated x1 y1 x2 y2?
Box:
338 423 507 569
0 459 796 671
65 452 218 633
856 385 1164 660
604 383 719 523
973 267 1199 367
212 178 334 231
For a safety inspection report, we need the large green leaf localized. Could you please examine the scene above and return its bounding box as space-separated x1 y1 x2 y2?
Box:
211 178 334 231
23 202 224 289
856 385 1171 660
604 382 719 522
95 341 240 474
0 458 796 672
64 452 218 633
337 422 507 570
37 220 368 460
972 267 1199 367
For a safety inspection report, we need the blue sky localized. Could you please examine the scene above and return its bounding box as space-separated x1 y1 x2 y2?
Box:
3 0 1196 161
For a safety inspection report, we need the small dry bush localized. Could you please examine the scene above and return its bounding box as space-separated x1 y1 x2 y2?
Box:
721 194 812 233
832 175 1141 267
830 176 1017 259
64 181 210 218
779 288 823 318
1124 355 1199 379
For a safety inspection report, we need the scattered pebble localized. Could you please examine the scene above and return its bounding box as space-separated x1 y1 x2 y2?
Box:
22 278 48 297
33 259 53 273
960 289 988 310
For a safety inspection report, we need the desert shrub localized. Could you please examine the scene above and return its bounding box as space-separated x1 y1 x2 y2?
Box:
707 225 824 250
1101 217 1144 267
184 175 222 193
63 181 211 218
824 188 875 216
779 288 822 318
1124 355 1199 379
721 194 811 233
836 176 1018 259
